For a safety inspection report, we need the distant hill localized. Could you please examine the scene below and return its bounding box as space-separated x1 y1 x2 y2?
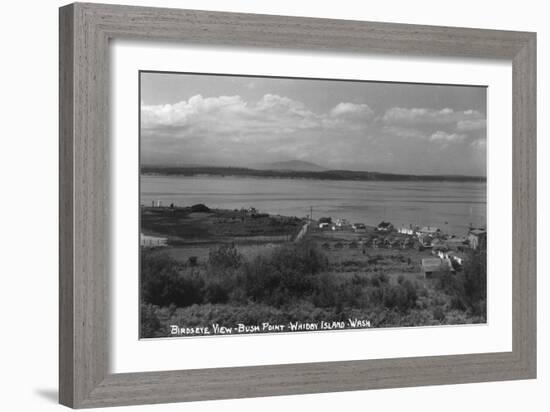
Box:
141 165 486 183
254 160 327 172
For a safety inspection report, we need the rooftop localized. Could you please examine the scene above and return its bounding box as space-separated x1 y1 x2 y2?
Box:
422 258 443 271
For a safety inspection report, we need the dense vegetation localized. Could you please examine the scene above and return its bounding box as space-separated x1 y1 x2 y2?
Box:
140 242 487 338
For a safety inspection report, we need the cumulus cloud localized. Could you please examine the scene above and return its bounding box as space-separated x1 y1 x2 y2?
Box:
330 102 374 118
429 131 468 143
381 106 486 152
142 94 248 128
142 93 328 142
142 95 376 139
470 138 487 149
141 93 486 176
141 94 378 167
382 107 484 126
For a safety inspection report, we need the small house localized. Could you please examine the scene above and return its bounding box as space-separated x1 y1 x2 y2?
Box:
398 226 414 236
418 234 433 247
352 223 367 232
468 228 487 250
446 251 465 266
140 233 168 248
190 203 211 213
335 218 349 227
445 236 468 251
421 258 447 278
376 221 394 232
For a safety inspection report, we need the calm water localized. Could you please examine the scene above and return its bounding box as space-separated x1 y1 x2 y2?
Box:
141 175 486 236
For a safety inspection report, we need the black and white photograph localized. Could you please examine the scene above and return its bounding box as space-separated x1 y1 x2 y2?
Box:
1 0 544 410
139 71 488 339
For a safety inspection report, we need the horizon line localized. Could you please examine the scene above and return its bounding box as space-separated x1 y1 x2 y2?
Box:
140 163 487 180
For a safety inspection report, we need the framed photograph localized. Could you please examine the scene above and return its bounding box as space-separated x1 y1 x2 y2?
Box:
59 2 536 408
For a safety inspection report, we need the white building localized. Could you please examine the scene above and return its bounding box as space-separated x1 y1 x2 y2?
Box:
398 226 414 235
140 233 168 248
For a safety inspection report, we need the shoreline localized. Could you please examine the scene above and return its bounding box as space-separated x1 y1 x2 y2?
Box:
140 205 483 258
140 168 487 183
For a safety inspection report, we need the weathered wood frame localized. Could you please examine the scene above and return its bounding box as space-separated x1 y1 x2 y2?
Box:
59 2 536 408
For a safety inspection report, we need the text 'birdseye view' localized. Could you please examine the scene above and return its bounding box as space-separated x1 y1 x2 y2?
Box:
139 71 487 339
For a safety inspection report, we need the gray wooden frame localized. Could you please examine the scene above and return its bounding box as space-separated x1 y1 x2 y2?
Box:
59 2 536 408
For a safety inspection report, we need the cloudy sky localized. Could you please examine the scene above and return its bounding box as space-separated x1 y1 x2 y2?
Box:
140 72 487 176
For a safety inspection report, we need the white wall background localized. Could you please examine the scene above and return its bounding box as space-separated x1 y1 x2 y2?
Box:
0 0 546 411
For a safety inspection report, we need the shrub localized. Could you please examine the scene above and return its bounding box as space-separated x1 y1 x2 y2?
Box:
141 251 204 307
311 273 340 308
382 280 418 312
238 241 328 307
272 241 329 275
369 272 389 287
190 203 210 212
208 244 243 269
432 306 446 322
433 250 486 317
461 250 487 316
203 278 230 304
140 303 162 338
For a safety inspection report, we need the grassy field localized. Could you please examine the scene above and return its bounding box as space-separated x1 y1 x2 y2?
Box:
141 206 303 244
305 228 429 279
141 205 303 266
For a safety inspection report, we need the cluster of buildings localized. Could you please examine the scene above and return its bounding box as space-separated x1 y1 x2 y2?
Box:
397 224 486 251
315 215 486 277
421 227 486 277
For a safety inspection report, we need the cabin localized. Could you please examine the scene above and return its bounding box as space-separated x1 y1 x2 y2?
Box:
376 221 394 232
190 203 210 213
433 245 449 257
140 233 168 248
421 258 448 278
418 234 433 247
318 217 332 229
352 223 367 232
446 251 465 267
334 218 351 229
468 228 487 250
398 226 414 236
445 236 469 251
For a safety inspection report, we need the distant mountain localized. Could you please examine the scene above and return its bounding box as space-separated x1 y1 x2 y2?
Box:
254 160 327 172
141 165 486 183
